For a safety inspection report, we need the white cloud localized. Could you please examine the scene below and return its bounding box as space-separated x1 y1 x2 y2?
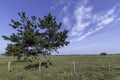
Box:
70 3 93 36
69 0 120 43
76 22 90 32
71 28 84 36
93 8 116 23
107 8 115 15
75 30 94 42
61 1 75 15
97 16 115 27
74 6 92 21
50 0 65 10
62 16 71 29
62 4 71 14
62 6 69 14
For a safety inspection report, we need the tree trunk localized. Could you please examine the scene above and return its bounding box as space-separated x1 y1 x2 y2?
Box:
46 55 50 68
45 50 51 68
17 55 21 62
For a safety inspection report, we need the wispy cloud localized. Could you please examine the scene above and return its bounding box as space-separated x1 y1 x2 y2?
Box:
68 0 120 43
74 14 116 42
50 0 65 10
51 0 120 43
62 16 71 29
70 5 92 36
97 16 115 27
62 1 75 15
50 0 73 11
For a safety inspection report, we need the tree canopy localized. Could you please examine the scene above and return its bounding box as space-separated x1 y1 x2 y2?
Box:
2 12 69 61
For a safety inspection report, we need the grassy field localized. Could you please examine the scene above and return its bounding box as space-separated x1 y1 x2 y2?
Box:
0 55 120 80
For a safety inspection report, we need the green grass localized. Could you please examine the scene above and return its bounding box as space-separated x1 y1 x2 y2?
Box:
0 55 120 80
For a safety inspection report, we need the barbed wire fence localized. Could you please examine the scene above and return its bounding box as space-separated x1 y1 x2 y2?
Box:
0 61 119 73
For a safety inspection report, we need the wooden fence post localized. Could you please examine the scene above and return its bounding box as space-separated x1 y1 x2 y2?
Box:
39 62 41 71
8 62 11 72
73 62 76 73
107 61 111 74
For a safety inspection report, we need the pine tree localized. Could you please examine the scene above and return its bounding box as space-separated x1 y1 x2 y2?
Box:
2 12 69 63
2 12 43 61
40 13 69 67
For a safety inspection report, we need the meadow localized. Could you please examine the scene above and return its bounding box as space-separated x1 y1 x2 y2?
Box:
0 55 120 80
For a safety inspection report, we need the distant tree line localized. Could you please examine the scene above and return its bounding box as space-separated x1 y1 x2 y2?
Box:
100 52 107 56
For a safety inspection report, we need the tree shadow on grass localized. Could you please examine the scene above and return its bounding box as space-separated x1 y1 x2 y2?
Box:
24 62 52 70
115 67 120 70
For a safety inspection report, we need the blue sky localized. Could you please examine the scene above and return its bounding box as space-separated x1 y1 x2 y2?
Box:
0 0 120 54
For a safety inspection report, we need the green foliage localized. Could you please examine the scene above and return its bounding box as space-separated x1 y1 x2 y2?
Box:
39 13 69 55
2 12 69 61
21 56 41 62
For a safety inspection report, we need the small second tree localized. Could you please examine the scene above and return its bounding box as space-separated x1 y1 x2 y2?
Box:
40 13 69 67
